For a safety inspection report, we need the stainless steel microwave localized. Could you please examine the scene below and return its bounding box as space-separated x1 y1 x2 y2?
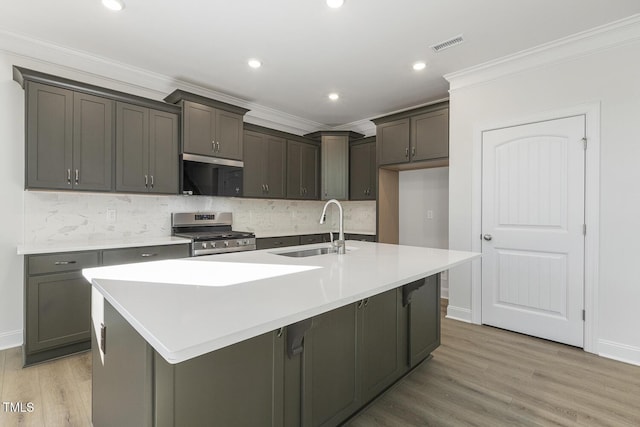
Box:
181 154 243 197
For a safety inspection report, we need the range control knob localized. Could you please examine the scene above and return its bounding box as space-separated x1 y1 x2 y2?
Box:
224 241 229 248
201 242 208 249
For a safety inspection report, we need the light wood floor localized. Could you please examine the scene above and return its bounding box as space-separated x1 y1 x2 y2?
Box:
1 302 639 426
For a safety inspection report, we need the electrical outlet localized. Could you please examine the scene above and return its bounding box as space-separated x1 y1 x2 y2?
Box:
427 210 434 220
106 208 117 223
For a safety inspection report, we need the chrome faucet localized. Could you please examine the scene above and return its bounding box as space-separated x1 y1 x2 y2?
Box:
320 199 346 254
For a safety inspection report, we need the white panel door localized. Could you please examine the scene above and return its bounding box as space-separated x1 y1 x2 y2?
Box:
481 115 585 347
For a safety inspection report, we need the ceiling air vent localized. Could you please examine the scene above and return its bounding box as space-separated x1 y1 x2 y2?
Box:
430 35 464 53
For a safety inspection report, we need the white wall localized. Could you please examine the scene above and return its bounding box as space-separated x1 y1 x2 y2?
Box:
0 46 375 349
447 25 640 364
398 168 449 296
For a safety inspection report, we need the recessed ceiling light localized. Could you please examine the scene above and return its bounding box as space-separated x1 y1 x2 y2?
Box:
328 93 339 101
326 0 344 8
248 59 262 69
413 61 427 71
102 0 125 11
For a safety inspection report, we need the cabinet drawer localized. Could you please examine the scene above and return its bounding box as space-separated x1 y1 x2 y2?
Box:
102 244 189 266
28 251 99 275
256 236 300 250
299 234 325 245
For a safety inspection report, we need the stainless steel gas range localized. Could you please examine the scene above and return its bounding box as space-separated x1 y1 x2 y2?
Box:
171 212 256 256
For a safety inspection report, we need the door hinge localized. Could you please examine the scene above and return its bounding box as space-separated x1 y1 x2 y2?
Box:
583 224 587 235
582 137 587 150
582 310 586 321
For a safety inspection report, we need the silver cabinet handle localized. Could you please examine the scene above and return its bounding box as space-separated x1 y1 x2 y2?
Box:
357 300 364 309
483 234 493 241
150 175 154 188
276 327 284 338
67 169 72 184
266 184 269 193
212 141 216 151
75 169 79 184
54 260 76 265
216 141 221 152
262 184 266 193
144 175 148 187
405 147 409 158
364 298 370 307
141 253 158 257
411 147 416 157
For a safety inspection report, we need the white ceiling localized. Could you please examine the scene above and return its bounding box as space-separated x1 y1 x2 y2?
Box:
2 1 640 127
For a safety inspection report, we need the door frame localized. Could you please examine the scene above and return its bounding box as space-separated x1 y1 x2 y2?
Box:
470 102 600 354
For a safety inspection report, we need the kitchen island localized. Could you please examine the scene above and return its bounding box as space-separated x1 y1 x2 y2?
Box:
84 241 479 427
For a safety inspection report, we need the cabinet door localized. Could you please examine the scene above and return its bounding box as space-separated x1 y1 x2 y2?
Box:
116 103 149 193
158 331 284 427
183 101 216 156
265 135 287 198
350 142 375 200
301 143 319 199
26 82 73 189
321 135 349 200
408 275 441 367
243 130 267 198
215 109 244 160
26 271 91 353
72 92 114 191
410 108 449 162
303 303 359 427
148 110 179 194
360 289 404 402
377 118 410 165
286 140 303 198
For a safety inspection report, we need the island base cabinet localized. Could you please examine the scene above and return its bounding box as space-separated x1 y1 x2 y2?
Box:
155 331 284 427
406 275 441 367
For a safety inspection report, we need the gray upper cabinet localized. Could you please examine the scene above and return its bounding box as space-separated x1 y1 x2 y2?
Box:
287 140 319 200
115 102 179 194
26 81 114 191
164 90 250 161
183 101 244 159
350 139 376 200
321 135 349 200
374 103 449 167
377 118 410 165
411 109 449 162
243 130 286 198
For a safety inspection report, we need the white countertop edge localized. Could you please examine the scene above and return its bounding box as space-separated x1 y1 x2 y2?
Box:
90 251 480 364
18 236 192 255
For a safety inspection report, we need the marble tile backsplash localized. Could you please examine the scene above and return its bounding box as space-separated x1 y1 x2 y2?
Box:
23 191 376 244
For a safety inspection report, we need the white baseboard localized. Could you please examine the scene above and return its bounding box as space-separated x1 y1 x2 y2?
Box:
0 329 22 351
445 305 472 323
598 339 640 366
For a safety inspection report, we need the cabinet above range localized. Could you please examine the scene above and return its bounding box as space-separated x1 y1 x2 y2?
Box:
164 89 250 162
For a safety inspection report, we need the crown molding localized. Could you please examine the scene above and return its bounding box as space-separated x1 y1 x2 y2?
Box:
0 28 324 135
445 14 640 91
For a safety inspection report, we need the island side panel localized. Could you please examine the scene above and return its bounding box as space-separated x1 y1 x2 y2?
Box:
92 300 153 427
408 274 441 366
154 330 285 427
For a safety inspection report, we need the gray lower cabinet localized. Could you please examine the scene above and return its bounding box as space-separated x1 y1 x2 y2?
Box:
287 140 319 200
25 81 114 191
25 244 189 366
243 130 287 198
345 233 376 242
256 236 301 250
299 234 325 245
406 275 441 367
102 244 189 266
350 139 376 200
24 251 99 365
116 102 179 194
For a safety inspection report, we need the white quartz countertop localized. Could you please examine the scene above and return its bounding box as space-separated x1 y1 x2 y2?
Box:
17 236 192 255
254 230 376 238
84 241 480 364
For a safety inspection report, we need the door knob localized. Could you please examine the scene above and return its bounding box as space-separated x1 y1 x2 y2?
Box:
483 234 493 241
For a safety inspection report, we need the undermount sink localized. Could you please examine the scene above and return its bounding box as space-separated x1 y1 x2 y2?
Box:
274 247 335 257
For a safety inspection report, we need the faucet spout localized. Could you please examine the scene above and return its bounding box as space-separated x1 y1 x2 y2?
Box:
319 199 346 254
